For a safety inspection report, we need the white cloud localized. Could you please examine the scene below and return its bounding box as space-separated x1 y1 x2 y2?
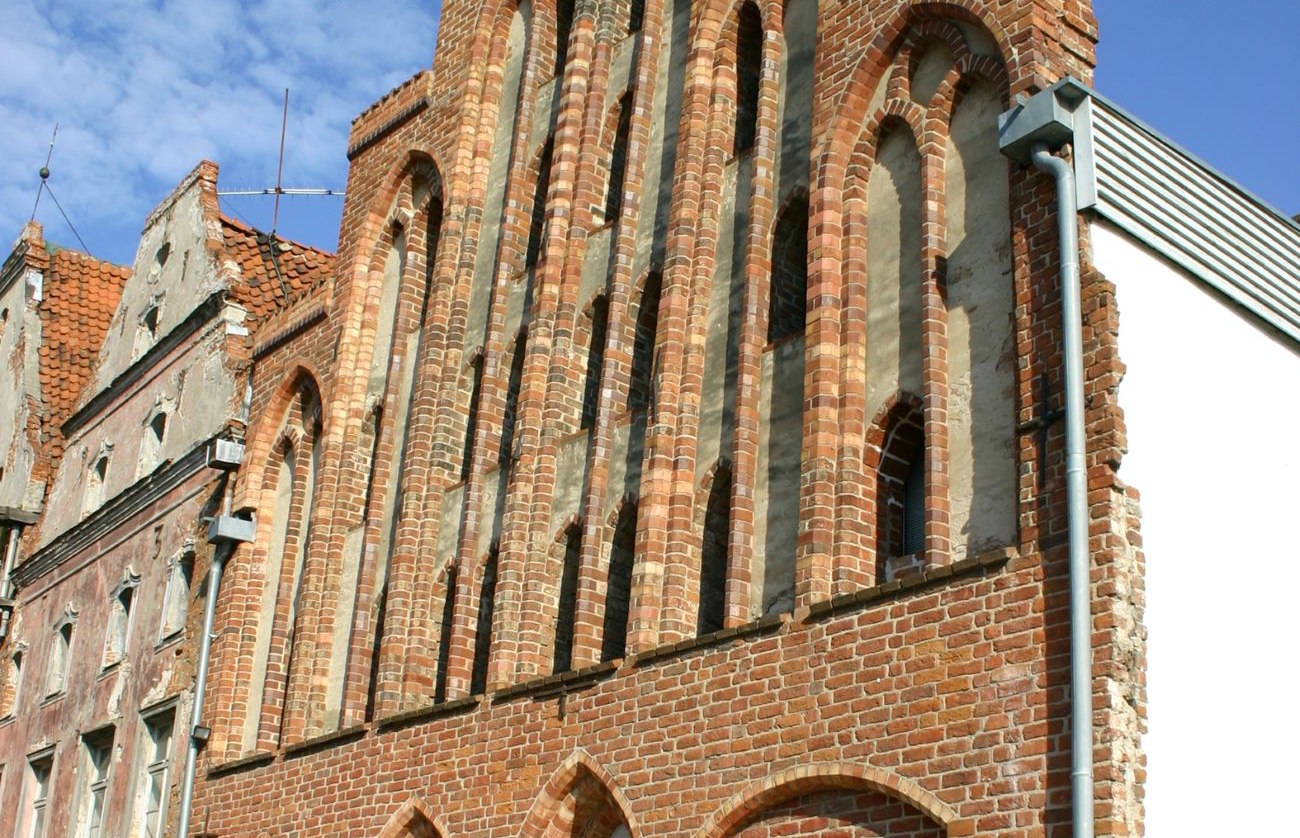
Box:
0 0 440 264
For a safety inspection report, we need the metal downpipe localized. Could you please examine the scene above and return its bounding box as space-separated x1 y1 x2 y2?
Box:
1030 141 1093 838
176 541 229 836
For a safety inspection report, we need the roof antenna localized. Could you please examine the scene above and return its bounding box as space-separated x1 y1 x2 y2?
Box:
214 88 345 303
259 89 291 301
30 123 58 222
28 123 93 255
272 88 289 237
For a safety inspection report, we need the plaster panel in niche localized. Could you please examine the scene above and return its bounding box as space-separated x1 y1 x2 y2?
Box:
910 45 955 106
944 80 1016 558
864 127 923 423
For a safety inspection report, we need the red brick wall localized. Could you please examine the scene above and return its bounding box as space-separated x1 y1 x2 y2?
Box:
197 0 1148 835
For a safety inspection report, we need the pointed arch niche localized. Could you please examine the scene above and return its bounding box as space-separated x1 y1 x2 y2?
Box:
519 752 638 838
330 154 447 725
243 372 323 751
696 763 961 838
376 798 446 838
826 9 1014 589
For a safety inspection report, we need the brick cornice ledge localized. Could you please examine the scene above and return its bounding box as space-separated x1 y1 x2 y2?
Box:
803 546 1017 623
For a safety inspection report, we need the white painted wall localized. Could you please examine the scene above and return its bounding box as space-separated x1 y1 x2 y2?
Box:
1092 220 1300 836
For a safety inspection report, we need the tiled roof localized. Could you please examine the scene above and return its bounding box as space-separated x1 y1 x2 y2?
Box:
219 216 335 329
38 249 131 441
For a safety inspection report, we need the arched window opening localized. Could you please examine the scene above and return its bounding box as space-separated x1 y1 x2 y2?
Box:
604 95 633 223
526 138 555 268
501 332 528 464
103 573 139 667
628 272 661 412
471 545 499 695
601 504 636 661
46 619 74 696
768 196 808 343
734 3 763 156
875 404 925 583
698 465 732 635
434 564 458 704
139 411 168 477
553 524 582 673
462 355 485 480
84 454 109 516
581 296 609 430
133 303 161 362
2 647 25 718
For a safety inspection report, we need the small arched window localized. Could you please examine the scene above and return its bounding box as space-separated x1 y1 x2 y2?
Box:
629 272 661 412
734 3 763 156
581 296 609 430
133 304 161 362
698 464 731 635
604 94 634 224
138 412 168 477
501 332 528 464
434 564 458 704
1 644 25 718
46 608 77 697
875 401 925 582
601 504 637 662
768 196 808 343
84 453 110 516
553 524 582 673
470 545 499 695
554 0 575 75
102 570 140 667
462 355 485 480
526 138 556 268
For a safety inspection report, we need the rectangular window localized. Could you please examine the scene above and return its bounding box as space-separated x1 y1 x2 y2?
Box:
26 751 53 838
78 728 114 838
137 708 174 838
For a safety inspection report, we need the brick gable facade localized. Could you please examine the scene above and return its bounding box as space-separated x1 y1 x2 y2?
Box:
198 0 1142 835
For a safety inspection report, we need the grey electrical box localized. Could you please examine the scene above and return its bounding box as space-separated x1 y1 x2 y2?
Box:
208 515 255 545
206 439 245 470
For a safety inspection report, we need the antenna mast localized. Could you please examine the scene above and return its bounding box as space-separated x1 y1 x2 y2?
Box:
30 123 58 222
272 88 289 235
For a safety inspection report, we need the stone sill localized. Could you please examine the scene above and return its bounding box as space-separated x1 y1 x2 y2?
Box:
207 750 274 778
201 547 1015 774
492 659 620 704
632 613 787 668
282 723 367 760
804 546 1016 623
376 694 481 732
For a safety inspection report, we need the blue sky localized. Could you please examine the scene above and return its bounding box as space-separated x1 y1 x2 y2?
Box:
3 1 1296 268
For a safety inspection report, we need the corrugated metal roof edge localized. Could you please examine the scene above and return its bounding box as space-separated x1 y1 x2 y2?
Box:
1052 77 1300 236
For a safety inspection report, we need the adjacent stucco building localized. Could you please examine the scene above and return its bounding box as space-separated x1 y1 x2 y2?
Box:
0 163 332 837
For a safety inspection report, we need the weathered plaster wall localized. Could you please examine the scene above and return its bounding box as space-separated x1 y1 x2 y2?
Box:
0 470 215 838
93 172 224 391
37 175 243 545
0 247 42 513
